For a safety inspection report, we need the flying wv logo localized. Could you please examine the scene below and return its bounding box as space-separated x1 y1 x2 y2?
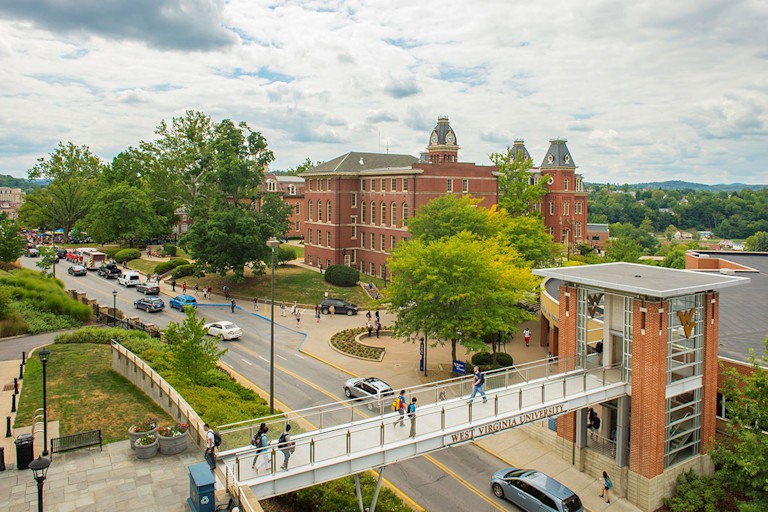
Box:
587 293 603 318
676 309 696 338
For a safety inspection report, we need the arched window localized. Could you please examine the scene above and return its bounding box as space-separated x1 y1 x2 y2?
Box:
295 202 300 215
391 202 397 226
361 202 366 223
327 201 332 223
380 202 386 225
317 200 323 222
402 203 408 224
308 201 313 221
371 203 376 225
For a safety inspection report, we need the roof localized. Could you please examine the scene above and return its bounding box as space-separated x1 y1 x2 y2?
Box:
428 117 459 148
533 262 748 298
301 152 419 175
510 140 532 161
541 139 576 168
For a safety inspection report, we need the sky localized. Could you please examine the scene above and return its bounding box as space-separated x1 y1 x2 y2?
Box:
0 0 766 185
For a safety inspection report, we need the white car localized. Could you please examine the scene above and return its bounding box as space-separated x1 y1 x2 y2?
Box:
204 321 243 340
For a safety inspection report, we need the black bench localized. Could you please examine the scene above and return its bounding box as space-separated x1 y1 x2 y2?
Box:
51 429 102 457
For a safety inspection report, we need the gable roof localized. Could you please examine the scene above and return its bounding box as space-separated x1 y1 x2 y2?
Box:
301 152 419 175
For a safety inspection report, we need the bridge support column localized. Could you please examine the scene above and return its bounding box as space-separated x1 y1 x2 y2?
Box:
354 467 386 512
615 395 630 467
575 408 588 449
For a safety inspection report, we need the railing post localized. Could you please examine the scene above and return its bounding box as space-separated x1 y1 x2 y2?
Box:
505 370 509 389
541 383 545 403
494 395 499 416
563 375 567 399
236 455 240 481
519 389 523 410
602 366 606 386
583 372 587 392
310 438 315 465
468 401 472 423
441 408 445 430
380 422 385 446
346 430 351 454
270 448 276 474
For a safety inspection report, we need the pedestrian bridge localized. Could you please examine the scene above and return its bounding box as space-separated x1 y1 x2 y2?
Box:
218 357 628 501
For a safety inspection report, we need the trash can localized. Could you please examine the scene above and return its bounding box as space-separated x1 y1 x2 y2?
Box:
15 433 34 470
187 462 215 512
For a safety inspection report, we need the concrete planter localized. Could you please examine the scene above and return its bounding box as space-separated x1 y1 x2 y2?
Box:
135 437 159 459
129 425 159 450
158 431 189 455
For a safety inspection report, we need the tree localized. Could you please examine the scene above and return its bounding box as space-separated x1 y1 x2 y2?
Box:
285 157 320 176
492 148 548 217
606 237 642 262
745 231 768 252
386 232 539 362
499 215 557 267
0 219 27 262
35 246 55 275
86 183 157 245
163 306 227 389
710 337 768 511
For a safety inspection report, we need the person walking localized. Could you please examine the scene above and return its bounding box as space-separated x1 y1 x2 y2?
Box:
329 304 335 318
253 297 258 310
394 390 406 427
408 398 417 438
182 281 187 294
319 263 323 274
375 310 380 323
203 287 208 299
468 366 487 403
589 410 601 440
523 327 531 347
600 471 612 504
251 423 269 473
375 320 381 338
278 424 294 470
366 309 372 321
224 286 230 300
231 299 236 313
194 283 199 296
171 279 176 292
204 424 216 470
315 304 321 323
281 302 286 317
367 320 373 338
291 301 297 316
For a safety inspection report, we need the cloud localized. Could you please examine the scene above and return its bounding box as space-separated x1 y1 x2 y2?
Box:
366 110 397 123
384 78 420 99
0 0 236 51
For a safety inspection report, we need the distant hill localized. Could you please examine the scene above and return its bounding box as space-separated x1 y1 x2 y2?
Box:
586 181 767 192
0 174 47 191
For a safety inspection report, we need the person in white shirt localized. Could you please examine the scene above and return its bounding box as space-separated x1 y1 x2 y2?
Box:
204 424 216 470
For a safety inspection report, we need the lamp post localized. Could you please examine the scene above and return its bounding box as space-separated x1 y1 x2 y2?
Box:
51 198 56 278
38 348 50 457
112 290 117 326
29 456 51 512
266 237 280 414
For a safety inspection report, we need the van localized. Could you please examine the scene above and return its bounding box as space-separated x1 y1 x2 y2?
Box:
491 467 583 512
118 271 141 287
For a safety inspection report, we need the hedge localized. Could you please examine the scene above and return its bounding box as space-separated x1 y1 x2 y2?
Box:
0 269 91 322
103 247 123 260
471 351 514 369
154 258 189 275
162 244 177 257
114 249 142 262
324 265 359 287
170 264 194 280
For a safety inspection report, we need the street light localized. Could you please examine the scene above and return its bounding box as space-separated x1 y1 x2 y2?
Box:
38 348 51 457
51 198 56 278
112 290 117 326
29 456 51 512
266 237 280 414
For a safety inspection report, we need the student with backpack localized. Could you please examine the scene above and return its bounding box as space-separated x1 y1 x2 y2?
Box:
393 390 406 427
407 398 417 438
600 471 612 504
278 424 295 470
251 423 270 473
203 424 219 471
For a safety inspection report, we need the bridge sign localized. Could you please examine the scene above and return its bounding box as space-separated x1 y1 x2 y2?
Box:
444 404 566 446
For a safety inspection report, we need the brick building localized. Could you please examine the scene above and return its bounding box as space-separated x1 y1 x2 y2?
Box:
263 173 306 238
300 117 588 277
0 187 24 219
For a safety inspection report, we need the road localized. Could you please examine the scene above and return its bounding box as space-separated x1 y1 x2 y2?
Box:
20 256 523 512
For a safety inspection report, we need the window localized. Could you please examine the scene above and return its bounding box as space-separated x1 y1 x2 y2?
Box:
361 232 365 247
317 230 321 246
371 179 376 191
308 255 312 265
549 226 554 236
351 221 357 239
317 200 323 221
289 185 295 195
351 193 357 208
319 179 323 191
371 203 376 225
381 234 385 251
391 202 397 225
361 179 366 191
308 201 313 221
403 178 408 191
716 392 728 420
308 230 313 244
371 233 375 250
391 235 396 249
447 179 453 193
528 176 535 186
370 262 375 275
327 201 332 223
402 203 409 224
462 179 468 193
575 201 581 214
564 178 569 191
295 202 300 215
267 181 276 192
308 180 313 191
327 178 331 190
295 221 299 232
391 178 397 191
549 202 555 215
351 249 356 263
563 202 570 215
326 232 331 246
576 221 582 238
181 223 187 233
380 264 386 279
361 202 366 222
326 259 330 269
380 178 385 190
381 202 386 225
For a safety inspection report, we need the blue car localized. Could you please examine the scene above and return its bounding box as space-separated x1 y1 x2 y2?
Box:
169 294 197 311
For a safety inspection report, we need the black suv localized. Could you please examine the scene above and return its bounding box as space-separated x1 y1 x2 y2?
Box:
320 298 359 316
98 264 122 279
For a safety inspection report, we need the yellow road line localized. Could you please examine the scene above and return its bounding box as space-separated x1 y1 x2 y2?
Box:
219 362 294 414
424 454 508 512
299 350 360 378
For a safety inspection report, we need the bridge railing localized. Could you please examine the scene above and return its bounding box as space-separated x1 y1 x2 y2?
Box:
222 362 625 486
216 355 585 449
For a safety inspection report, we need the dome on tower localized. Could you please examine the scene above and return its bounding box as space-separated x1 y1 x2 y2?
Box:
426 116 460 163
541 139 576 167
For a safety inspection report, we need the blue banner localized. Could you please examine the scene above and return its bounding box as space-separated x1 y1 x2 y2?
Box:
452 360 466 375
419 341 424 372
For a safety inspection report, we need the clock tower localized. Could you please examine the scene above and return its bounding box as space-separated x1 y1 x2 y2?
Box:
426 116 459 163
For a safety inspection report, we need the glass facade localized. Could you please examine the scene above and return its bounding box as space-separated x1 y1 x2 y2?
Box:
664 389 702 468
667 294 704 384
622 297 633 383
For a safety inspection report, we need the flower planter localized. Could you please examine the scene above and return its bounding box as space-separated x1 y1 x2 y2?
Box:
129 425 159 450
135 438 159 459
158 431 189 455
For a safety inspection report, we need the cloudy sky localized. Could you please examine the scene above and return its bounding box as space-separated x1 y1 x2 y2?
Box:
0 0 766 184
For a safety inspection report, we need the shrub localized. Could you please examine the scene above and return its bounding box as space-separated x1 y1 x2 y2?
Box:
662 470 725 512
472 352 493 366
154 258 189 275
13 302 80 334
54 326 165 354
0 269 91 322
0 287 12 320
324 265 359 287
114 249 142 262
276 245 297 265
162 244 177 257
496 352 514 367
0 318 28 337
170 264 194 280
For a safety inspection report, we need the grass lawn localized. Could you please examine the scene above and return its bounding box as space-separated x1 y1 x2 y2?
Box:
127 258 159 275
14 344 173 444
182 264 374 306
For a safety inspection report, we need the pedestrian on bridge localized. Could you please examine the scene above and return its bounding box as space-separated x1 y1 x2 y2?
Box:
408 398 417 438
278 424 294 470
394 390 406 427
468 366 487 404
252 424 269 473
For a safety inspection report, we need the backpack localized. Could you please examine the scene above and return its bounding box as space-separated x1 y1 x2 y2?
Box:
393 396 402 411
605 477 613 490
477 372 485 385
279 432 296 453
408 403 416 414
213 431 222 448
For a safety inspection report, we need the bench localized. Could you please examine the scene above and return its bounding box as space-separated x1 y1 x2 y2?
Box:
51 429 102 457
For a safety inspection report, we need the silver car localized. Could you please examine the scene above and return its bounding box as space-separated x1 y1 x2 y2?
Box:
491 467 583 512
343 377 394 407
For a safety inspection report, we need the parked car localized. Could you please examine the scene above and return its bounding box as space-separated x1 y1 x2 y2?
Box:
27 248 39 257
490 467 583 512
67 265 87 276
203 321 243 340
55 248 67 259
321 298 359 316
169 294 197 311
98 263 122 279
134 297 165 313
136 282 160 295
343 377 394 404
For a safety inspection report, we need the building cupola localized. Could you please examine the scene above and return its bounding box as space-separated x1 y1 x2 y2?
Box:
426 116 459 163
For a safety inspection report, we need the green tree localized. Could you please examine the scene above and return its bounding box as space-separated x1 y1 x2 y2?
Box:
499 215 557 267
745 231 768 252
163 306 227 389
286 157 320 176
0 219 27 262
386 232 539 362
711 338 768 511
35 246 55 275
606 237 642 262
86 183 157 245
491 147 548 216
408 195 500 242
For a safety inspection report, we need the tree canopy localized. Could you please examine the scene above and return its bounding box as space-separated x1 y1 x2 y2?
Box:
491 147 548 217
164 306 227 389
0 219 27 262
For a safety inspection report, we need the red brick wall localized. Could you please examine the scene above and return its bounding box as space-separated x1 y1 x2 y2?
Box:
541 168 588 243
701 292 719 452
556 285 578 442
